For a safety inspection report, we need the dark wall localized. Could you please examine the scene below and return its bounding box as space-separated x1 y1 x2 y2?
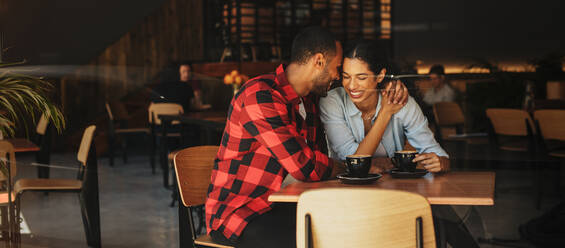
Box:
393 0 565 63
1 0 166 64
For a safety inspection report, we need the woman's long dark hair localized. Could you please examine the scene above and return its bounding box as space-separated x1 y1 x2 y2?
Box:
343 39 392 88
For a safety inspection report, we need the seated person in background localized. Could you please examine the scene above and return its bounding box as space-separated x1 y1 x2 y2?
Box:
178 61 210 110
320 40 480 248
422 64 455 106
421 64 455 127
150 63 194 111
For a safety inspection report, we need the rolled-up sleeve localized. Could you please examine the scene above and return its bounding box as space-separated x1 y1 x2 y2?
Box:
240 89 332 181
400 97 449 157
319 93 359 161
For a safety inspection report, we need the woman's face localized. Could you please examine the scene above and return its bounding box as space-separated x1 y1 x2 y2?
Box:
342 58 385 104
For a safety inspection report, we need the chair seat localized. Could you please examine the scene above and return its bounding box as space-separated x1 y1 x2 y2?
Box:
500 145 528 152
194 234 234 248
445 136 489 145
549 150 565 158
14 178 82 194
155 132 182 137
0 192 16 204
499 140 529 152
115 128 150 134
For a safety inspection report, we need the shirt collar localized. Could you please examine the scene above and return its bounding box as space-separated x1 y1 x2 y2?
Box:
275 64 301 105
345 90 382 121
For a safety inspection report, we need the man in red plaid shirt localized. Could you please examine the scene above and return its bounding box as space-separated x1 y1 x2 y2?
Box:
206 27 347 247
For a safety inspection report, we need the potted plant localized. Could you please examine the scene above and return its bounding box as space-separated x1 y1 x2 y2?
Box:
0 63 65 138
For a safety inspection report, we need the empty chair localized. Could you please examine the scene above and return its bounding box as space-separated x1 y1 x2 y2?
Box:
14 125 101 248
534 109 565 157
148 102 184 126
0 141 20 246
487 108 539 207
433 101 465 141
35 114 53 179
297 188 436 248
105 101 150 166
433 102 488 144
173 146 233 248
148 103 184 175
486 108 535 152
533 109 565 208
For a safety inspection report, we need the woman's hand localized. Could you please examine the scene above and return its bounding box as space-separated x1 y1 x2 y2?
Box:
368 157 394 174
413 153 449 173
380 80 408 116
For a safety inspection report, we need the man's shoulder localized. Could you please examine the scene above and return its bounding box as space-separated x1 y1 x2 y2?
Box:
244 74 277 91
395 96 420 117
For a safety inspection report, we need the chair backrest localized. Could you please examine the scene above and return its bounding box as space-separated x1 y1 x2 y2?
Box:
297 188 436 248
105 102 114 121
433 101 464 126
36 114 49 135
0 141 16 181
148 103 184 125
534 109 565 141
174 146 219 207
77 125 97 166
486 108 534 136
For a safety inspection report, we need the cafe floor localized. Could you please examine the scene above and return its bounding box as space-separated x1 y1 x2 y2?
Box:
9 150 563 248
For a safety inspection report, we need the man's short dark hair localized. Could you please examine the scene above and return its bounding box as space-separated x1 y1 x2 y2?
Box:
179 60 193 69
429 64 445 75
290 26 337 64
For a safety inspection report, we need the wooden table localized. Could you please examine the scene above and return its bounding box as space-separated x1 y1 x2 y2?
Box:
4 138 40 153
269 171 495 206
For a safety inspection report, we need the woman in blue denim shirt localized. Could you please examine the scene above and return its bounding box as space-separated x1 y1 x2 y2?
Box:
320 40 481 248
320 40 449 173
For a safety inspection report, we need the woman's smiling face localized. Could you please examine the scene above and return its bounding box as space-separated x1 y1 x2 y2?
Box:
341 58 386 104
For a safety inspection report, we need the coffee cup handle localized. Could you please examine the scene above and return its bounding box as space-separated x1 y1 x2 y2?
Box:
391 157 397 166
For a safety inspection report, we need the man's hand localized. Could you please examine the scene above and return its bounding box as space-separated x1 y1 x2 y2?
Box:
330 159 347 178
412 153 449 173
386 80 409 105
369 157 394 174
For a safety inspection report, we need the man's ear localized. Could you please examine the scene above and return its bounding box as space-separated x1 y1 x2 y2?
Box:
313 53 325 69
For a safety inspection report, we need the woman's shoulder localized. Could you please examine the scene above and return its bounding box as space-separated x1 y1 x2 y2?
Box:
396 96 420 117
320 87 347 106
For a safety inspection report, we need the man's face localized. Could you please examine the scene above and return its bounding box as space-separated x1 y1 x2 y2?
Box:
179 65 191 82
312 42 343 96
429 73 443 88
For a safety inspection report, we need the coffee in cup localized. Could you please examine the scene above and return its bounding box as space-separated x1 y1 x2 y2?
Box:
391 150 418 172
345 154 372 178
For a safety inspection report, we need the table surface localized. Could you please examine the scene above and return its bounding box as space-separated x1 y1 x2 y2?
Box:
4 138 40 153
269 171 495 206
159 112 227 129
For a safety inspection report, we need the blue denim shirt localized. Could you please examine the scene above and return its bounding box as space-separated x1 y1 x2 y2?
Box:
319 87 448 161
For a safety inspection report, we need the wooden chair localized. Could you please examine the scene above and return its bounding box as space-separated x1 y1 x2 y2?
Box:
148 102 183 177
533 109 565 208
534 110 565 158
105 101 150 166
297 188 436 248
173 146 233 248
433 102 488 169
486 108 535 152
35 114 54 179
486 108 539 207
14 125 102 248
433 101 465 141
433 102 487 145
0 141 20 247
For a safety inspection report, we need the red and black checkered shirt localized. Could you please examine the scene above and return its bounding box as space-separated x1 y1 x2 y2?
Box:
206 64 334 241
